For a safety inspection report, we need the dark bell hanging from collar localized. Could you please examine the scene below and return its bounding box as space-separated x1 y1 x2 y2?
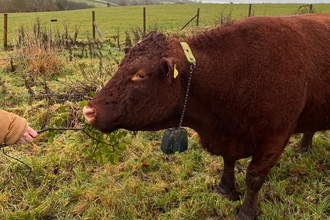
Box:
161 127 188 154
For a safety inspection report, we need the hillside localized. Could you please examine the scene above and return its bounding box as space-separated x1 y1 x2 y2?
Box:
72 0 111 7
74 0 197 7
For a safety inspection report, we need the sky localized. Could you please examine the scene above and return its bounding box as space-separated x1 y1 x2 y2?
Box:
201 0 330 3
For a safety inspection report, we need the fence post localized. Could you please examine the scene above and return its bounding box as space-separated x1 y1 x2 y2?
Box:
309 4 313 12
180 13 198 30
248 4 252 17
92 11 95 40
4 14 7 49
143 7 146 37
196 8 200 27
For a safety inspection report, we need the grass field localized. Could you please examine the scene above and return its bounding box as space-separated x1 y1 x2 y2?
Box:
1 4 330 48
0 3 330 220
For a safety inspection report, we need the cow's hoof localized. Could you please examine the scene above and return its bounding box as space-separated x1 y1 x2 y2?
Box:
235 207 260 220
294 147 307 153
294 144 309 153
214 184 240 201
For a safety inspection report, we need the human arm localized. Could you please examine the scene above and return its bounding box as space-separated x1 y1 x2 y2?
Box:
0 109 37 145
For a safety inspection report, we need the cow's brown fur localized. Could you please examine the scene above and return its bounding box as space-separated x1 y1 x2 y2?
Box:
83 14 330 219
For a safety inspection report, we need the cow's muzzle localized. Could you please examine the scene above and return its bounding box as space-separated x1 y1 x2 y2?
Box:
83 105 96 124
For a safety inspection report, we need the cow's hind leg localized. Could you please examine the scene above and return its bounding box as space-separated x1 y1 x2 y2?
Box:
236 135 289 220
216 160 240 201
295 131 314 153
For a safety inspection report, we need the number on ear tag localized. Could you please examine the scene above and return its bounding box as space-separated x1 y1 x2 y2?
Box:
174 64 179 79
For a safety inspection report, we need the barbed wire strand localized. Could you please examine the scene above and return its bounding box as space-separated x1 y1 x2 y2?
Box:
0 52 67 61
0 93 89 98
0 47 121 61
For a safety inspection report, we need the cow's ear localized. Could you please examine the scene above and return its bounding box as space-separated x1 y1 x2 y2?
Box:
161 57 178 82
124 48 131 54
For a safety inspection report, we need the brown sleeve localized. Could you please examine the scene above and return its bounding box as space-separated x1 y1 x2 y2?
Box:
0 109 28 145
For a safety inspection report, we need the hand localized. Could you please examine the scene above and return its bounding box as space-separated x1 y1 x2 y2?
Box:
16 126 38 145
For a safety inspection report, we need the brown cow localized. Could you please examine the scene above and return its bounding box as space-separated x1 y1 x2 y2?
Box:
83 14 330 219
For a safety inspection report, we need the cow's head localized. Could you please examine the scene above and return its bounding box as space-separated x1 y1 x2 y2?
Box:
83 32 188 133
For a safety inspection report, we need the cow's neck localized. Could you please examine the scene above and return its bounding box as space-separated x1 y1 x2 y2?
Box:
177 40 227 136
177 42 197 128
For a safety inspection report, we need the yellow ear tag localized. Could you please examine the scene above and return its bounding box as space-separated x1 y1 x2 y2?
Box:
173 64 179 79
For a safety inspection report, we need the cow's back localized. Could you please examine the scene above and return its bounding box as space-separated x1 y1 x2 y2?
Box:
187 14 330 139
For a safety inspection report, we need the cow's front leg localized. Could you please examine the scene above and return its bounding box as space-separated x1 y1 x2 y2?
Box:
236 135 288 220
217 160 240 201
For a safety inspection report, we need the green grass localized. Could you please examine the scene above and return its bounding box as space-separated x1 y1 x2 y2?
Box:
0 127 329 219
0 60 330 219
1 4 330 48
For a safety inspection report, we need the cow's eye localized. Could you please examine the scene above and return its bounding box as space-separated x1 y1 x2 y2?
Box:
132 72 147 81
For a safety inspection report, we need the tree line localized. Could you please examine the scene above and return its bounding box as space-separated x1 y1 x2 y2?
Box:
0 0 94 13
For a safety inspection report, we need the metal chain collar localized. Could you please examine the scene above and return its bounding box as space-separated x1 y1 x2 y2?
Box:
179 64 195 128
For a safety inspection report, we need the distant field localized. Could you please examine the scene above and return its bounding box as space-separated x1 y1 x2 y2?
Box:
71 0 110 7
1 4 330 47
1 3 330 220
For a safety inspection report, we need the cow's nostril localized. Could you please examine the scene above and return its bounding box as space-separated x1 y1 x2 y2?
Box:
83 106 96 123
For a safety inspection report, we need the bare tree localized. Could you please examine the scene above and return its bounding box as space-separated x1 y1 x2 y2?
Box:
1 0 30 12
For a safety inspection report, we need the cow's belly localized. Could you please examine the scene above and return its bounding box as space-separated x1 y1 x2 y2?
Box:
295 103 330 133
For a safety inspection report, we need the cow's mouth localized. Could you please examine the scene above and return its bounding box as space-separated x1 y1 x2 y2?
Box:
83 105 96 124
83 104 120 133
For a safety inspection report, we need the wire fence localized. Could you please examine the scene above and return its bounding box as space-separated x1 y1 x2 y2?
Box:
0 52 68 61
0 92 92 108
0 93 89 98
